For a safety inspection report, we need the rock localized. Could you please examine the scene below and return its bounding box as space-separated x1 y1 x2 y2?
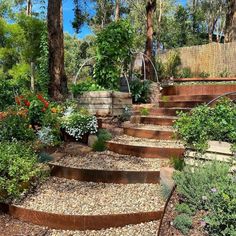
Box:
88 135 98 148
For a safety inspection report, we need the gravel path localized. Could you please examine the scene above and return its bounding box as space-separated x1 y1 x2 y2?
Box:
17 177 165 215
110 135 184 148
129 124 174 131
49 221 159 236
50 150 168 171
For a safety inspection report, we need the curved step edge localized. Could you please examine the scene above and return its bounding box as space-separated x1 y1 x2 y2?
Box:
0 203 163 230
49 164 160 184
107 142 185 159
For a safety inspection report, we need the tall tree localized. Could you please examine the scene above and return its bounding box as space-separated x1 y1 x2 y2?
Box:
115 0 120 21
144 0 156 80
225 0 236 42
47 0 68 100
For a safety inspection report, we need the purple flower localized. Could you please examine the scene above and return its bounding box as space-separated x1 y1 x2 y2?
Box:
200 220 206 227
211 188 217 193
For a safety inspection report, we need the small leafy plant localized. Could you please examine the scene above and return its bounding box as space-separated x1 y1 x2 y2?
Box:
199 71 210 78
130 79 151 103
71 78 105 96
0 142 47 202
173 214 192 235
178 67 193 78
170 156 185 171
92 129 112 152
140 107 150 116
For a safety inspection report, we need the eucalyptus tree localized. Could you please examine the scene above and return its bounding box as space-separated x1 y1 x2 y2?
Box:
225 0 236 42
47 0 68 100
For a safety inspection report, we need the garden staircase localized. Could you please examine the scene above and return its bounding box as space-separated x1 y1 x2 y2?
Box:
2 81 236 235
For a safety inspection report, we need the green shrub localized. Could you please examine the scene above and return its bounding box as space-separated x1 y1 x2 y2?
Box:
199 71 210 78
174 99 236 152
140 107 150 116
178 67 193 78
157 51 181 80
175 203 194 215
61 110 98 141
173 214 192 235
94 20 134 90
118 106 132 122
219 69 230 78
0 109 36 142
130 79 151 103
92 129 112 152
0 142 47 202
170 156 185 171
71 78 105 96
174 161 236 236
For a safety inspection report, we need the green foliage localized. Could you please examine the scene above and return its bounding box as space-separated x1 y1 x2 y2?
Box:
0 109 35 142
173 214 192 235
38 152 53 163
174 161 236 236
130 79 151 103
157 51 181 80
71 78 105 96
0 78 14 110
170 157 185 171
178 67 193 78
92 129 112 152
0 142 46 201
61 106 98 141
140 107 150 116
175 203 194 215
174 99 236 152
199 71 210 78
118 106 132 122
93 20 134 90
219 69 230 78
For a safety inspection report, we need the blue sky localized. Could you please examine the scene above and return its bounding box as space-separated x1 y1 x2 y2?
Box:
63 0 187 39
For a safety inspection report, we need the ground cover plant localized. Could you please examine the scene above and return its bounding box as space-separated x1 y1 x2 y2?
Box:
174 99 236 152
173 161 236 236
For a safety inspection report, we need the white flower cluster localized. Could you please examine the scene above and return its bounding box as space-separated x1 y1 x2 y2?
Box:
62 111 98 141
37 126 55 145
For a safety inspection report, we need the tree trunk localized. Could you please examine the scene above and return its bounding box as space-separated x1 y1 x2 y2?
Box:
47 0 68 100
26 0 32 16
225 0 236 42
115 0 120 21
144 0 156 81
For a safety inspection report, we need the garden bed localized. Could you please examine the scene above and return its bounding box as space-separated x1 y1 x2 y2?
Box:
158 190 207 236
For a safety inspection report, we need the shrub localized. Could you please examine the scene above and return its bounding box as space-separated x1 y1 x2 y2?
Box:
157 51 181 80
0 142 47 202
140 107 150 116
94 20 134 90
174 161 236 236
170 156 185 171
71 78 105 96
199 71 210 78
130 79 151 103
118 106 132 122
219 69 230 78
61 106 98 141
0 109 35 142
92 129 112 152
174 99 236 152
175 203 194 215
178 67 193 78
173 214 192 235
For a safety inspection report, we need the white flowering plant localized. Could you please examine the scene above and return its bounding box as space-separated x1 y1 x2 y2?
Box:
61 107 98 141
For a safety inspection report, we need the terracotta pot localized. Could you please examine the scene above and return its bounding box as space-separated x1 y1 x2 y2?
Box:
60 129 89 144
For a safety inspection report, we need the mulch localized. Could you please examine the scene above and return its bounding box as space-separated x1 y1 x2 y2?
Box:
158 190 208 236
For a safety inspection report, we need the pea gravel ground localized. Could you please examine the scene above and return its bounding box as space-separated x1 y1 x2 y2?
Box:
17 177 165 215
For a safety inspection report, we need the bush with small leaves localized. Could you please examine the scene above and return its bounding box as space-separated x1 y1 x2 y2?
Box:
173 214 192 235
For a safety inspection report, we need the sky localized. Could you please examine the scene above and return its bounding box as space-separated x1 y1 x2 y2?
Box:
63 0 187 39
